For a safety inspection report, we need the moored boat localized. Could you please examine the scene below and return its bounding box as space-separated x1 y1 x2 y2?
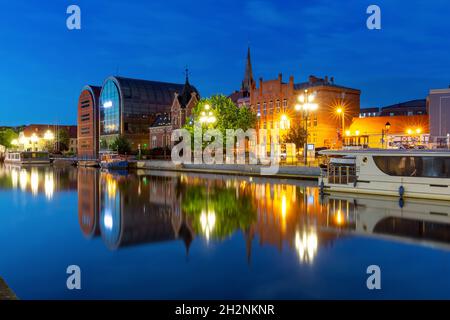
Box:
100 154 129 170
319 149 450 200
4 151 51 165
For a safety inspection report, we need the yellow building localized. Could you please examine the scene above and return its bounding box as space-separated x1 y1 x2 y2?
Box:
345 115 429 148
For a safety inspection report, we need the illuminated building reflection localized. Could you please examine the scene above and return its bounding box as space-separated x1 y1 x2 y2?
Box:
0 164 75 199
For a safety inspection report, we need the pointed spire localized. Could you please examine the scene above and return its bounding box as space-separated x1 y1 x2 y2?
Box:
185 66 190 84
242 47 254 93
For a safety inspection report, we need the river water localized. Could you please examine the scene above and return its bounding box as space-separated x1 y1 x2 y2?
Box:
0 164 449 299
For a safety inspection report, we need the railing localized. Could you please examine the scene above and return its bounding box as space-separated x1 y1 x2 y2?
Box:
325 165 357 185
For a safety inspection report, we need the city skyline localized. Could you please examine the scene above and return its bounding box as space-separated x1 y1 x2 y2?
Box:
1 0 450 126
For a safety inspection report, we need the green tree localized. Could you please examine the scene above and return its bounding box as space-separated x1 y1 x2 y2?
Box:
183 95 257 145
57 129 70 151
284 123 307 148
181 184 257 240
0 128 18 148
110 135 132 155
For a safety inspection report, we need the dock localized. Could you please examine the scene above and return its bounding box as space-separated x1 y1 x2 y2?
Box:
134 161 321 180
0 277 18 300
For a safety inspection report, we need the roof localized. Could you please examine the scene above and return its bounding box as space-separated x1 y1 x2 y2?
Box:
82 85 101 98
294 76 360 92
381 99 426 111
177 75 199 108
348 115 429 135
23 124 78 139
109 76 185 106
150 114 171 128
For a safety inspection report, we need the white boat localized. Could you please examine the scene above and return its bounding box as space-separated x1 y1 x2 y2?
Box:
4 151 50 165
319 149 450 200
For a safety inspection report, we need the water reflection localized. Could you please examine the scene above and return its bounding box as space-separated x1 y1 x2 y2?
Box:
0 164 76 199
75 169 450 263
2 165 450 264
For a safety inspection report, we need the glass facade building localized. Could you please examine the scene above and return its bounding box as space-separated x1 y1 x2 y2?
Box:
99 76 184 151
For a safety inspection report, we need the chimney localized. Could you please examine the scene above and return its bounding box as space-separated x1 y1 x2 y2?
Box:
289 76 294 90
324 76 328 84
278 73 282 83
309 75 317 84
330 76 334 84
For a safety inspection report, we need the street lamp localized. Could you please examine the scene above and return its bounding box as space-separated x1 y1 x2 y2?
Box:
336 107 345 147
30 133 39 151
297 90 318 165
199 104 216 124
381 122 391 149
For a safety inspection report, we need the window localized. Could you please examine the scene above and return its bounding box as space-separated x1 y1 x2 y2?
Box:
269 101 273 115
100 79 120 136
314 115 318 127
263 102 267 115
276 100 280 113
283 99 287 111
152 136 157 148
373 156 450 178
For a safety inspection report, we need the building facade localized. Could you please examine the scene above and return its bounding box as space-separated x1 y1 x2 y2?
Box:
250 74 360 148
149 75 199 149
12 124 77 153
428 88 450 147
77 85 101 159
346 115 429 149
99 76 185 151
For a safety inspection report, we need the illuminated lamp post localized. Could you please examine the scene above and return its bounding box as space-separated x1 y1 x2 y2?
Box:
296 90 318 165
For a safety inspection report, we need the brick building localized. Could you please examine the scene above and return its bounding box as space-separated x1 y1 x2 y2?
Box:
250 74 361 148
15 124 77 153
77 85 101 159
346 114 429 149
149 74 199 149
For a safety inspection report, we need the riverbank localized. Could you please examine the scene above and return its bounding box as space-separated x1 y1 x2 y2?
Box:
134 161 321 180
0 277 17 300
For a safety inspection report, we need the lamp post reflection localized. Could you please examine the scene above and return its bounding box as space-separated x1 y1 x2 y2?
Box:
295 228 318 264
200 210 216 242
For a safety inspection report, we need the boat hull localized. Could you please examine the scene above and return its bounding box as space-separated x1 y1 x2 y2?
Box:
100 161 129 170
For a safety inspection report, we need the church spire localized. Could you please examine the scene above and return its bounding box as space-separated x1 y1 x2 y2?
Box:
242 47 253 93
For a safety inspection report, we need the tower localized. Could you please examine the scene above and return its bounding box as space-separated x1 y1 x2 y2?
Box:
242 47 254 96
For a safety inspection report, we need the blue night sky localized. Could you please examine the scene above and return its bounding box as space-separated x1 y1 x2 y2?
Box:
0 0 449 126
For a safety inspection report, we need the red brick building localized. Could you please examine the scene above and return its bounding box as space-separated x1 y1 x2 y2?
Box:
77 85 101 159
250 74 361 148
149 75 199 149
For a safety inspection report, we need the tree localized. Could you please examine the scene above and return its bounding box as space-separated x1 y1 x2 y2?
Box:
110 136 132 155
183 95 257 145
0 128 18 148
237 104 257 131
284 123 307 149
56 129 70 152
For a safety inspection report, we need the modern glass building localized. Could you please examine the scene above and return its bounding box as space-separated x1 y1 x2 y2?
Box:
99 76 185 151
